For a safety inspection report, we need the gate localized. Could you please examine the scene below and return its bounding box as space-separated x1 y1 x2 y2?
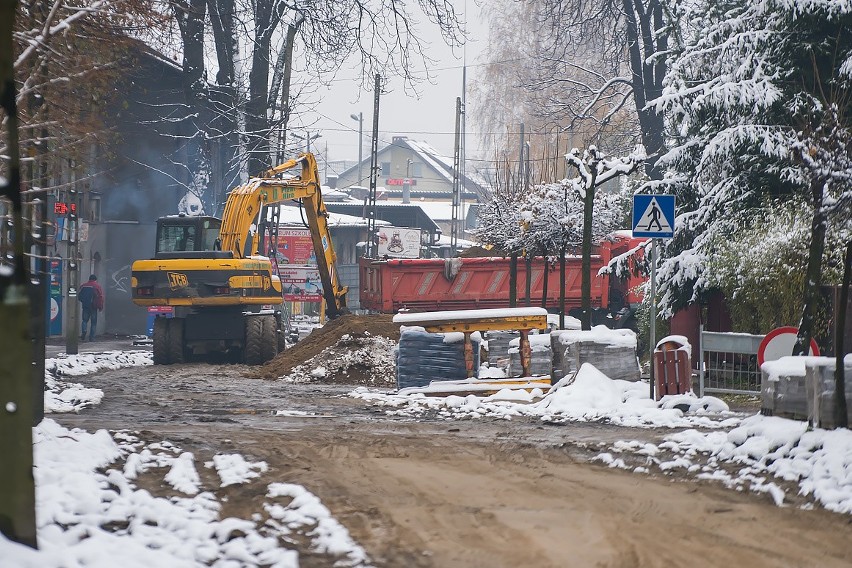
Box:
698 325 765 396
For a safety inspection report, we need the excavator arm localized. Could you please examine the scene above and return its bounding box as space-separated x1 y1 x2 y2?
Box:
218 153 348 317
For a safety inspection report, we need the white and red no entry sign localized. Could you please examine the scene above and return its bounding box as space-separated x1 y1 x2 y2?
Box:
757 326 820 365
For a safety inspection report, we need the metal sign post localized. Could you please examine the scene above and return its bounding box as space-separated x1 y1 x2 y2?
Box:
650 239 657 400
633 194 676 400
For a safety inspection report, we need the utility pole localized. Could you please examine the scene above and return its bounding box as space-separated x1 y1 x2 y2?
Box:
366 74 381 258
460 53 467 234
403 159 412 204
509 122 525 308
350 112 363 185
65 160 80 355
451 97 462 255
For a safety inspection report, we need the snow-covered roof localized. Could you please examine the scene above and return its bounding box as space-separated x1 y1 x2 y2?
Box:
277 204 388 228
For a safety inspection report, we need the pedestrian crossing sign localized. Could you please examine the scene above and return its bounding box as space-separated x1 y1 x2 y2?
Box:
632 194 675 238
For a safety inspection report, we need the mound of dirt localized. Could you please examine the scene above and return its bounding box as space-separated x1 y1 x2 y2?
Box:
252 313 400 380
276 334 397 387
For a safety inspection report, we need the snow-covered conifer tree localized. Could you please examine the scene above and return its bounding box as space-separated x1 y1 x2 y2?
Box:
655 0 852 352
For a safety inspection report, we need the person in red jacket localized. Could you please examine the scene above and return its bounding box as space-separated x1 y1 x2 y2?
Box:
78 274 104 341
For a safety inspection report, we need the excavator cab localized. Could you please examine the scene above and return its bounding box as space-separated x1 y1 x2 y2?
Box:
154 215 230 259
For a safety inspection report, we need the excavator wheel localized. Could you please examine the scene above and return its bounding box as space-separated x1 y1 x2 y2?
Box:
244 316 264 365
152 317 170 365
261 315 278 362
167 318 186 364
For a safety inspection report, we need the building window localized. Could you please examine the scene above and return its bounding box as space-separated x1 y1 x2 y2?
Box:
410 162 423 178
380 162 391 176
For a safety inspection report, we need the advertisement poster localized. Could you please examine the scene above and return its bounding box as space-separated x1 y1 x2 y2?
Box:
274 228 316 265
376 227 421 259
279 265 323 302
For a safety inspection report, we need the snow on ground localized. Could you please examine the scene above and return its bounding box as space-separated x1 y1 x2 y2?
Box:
351 363 739 429
30 342 852 559
0 419 371 567
595 414 852 514
352 361 852 515
45 351 152 413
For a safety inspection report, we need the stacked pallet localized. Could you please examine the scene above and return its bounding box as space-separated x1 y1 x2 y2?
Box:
508 333 553 377
762 355 852 426
551 326 640 382
396 327 481 389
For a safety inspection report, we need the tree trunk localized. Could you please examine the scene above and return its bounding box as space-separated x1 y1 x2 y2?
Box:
246 29 273 175
622 0 666 180
509 252 518 307
581 180 596 331
794 180 827 356
835 241 851 428
0 0 38 546
245 0 286 175
559 242 566 329
269 21 300 163
176 0 209 197
207 0 239 212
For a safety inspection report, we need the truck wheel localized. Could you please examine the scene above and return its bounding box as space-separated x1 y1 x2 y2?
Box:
244 316 264 365
167 318 186 364
261 315 278 362
152 317 170 365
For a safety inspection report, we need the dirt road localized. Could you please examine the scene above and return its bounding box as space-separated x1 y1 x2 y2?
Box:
57 362 852 567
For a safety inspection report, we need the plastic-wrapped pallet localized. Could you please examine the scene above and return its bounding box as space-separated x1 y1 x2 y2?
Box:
806 357 852 428
550 326 640 382
396 327 481 389
761 356 823 420
508 332 553 377
485 331 517 370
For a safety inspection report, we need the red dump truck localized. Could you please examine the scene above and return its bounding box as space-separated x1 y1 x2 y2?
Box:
359 233 646 328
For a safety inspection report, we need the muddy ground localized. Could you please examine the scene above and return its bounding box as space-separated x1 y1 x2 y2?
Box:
54 320 852 567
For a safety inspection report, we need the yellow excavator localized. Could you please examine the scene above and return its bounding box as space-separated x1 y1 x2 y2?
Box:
131 153 348 364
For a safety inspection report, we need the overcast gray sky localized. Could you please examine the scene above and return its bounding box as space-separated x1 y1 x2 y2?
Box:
291 3 488 177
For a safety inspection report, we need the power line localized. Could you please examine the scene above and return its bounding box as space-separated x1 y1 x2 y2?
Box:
320 57 527 84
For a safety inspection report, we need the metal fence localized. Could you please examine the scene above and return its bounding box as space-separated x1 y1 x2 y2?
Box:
699 326 765 396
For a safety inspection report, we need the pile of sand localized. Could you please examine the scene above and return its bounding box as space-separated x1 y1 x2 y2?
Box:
252 314 400 382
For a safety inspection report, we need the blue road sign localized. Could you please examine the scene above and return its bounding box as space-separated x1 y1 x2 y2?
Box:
632 195 675 238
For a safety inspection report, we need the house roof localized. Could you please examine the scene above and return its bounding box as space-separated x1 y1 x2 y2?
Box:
337 137 487 198
324 202 442 234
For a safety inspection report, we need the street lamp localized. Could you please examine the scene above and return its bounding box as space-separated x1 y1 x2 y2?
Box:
350 112 363 185
292 131 322 153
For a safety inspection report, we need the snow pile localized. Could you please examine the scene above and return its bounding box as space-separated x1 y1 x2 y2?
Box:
352 363 736 429
266 484 370 564
45 351 152 413
596 415 852 514
207 454 269 487
0 419 371 567
278 335 396 386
